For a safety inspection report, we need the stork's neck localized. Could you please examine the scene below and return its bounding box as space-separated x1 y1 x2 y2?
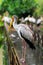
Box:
13 18 18 31
13 18 17 25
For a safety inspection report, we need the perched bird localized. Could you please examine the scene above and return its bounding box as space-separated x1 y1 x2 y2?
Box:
2 16 12 23
36 17 43 26
19 17 25 23
10 15 36 62
11 15 35 49
24 16 36 31
24 16 36 23
2 16 13 30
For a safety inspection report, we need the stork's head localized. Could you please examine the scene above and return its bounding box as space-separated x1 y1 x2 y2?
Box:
12 15 18 22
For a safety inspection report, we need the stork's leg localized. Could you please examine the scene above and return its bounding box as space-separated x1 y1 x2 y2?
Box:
22 39 26 59
20 39 26 62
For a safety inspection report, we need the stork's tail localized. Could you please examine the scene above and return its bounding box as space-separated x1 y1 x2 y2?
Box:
24 38 36 49
20 32 36 50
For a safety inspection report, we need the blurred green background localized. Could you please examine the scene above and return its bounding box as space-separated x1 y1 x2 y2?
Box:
0 0 43 17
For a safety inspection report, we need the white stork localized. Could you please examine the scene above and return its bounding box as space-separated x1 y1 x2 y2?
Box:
10 15 36 62
24 16 36 23
25 16 43 25
24 16 36 31
2 16 12 30
19 17 25 23
35 17 43 32
2 16 12 23
36 17 43 26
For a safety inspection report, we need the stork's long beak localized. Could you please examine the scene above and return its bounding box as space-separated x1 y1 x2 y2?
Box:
8 21 12 31
10 16 14 27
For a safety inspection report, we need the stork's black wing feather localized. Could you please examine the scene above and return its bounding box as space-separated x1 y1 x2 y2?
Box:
20 32 36 50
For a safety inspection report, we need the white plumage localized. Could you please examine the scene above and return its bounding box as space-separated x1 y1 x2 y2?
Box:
2 16 12 23
19 17 25 23
25 16 36 23
37 18 42 25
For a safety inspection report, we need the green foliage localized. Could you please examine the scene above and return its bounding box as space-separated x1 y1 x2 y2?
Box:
0 0 3 5
0 27 4 43
0 16 4 27
3 43 9 65
0 34 4 41
0 22 4 27
0 0 37 16
0 17 4 46
33 0 43 17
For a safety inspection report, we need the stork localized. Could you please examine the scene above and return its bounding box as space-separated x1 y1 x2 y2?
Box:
9 15 36 62
24 16 36 30
2 16 12 23
36 17 43 26
19 17 25 23
24 16 36 23
2 16 12 30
